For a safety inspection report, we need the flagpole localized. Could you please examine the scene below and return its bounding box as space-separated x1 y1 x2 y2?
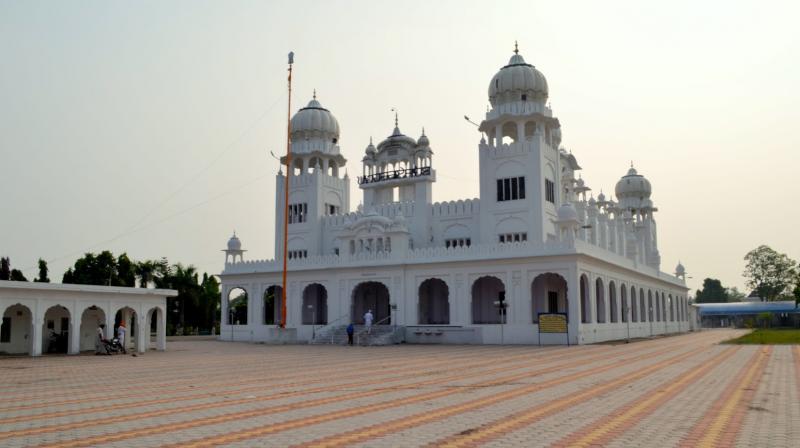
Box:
281 51 294 329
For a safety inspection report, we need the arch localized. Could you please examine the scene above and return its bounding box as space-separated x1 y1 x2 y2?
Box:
648 290 654 322
1 303 33 355
531 273 568 323
264 285 283 325
352 282 391 325
524 120 537 139
42 304 70 354
79 305 106 352
639 288 646 322
501 121 519 143
609 281 618 323
419 278 450 324
655 292 661 322
630 286 638 322
595 278 606 323
669 294 674 321
620 284 628 323
580 274 591 323
227 287 248 325
114 306 138 352
302 283 328 325
472 276 505 324
146 306 166 351
495 160 525 178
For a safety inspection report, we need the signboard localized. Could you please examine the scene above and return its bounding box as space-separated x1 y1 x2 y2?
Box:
538 313 568 333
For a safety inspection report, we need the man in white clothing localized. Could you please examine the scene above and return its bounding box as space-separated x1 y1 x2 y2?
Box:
364 309 374 334
117 322 127 354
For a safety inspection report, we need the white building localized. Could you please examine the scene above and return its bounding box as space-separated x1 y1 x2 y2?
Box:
219 46 691 345
0 281 174 356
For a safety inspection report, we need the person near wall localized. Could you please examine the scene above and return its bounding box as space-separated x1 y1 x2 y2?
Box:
346 323 355 345
117 322 127 354
364 309 374 334
95 323 109 355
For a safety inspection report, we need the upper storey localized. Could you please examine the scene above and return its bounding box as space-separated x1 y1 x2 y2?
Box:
358 115 433 188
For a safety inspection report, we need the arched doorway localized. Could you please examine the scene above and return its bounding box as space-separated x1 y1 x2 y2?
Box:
580 274 591 323
621 284 628 323
472 276 505 324
654 292 661 321
596 278 606 323
1 304 33 355
42 305 70 354
648 290 654 322
264 285 283 325
228 287 248 325
147 307 166 351
419 278 450 324
630 286 638 322
609 281 618 323
352 282 390 324
531 273 567 323
80 305 106 352
115 306 138 352
302 284 327 325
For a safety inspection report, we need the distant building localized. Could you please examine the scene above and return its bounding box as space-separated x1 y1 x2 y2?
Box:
220 45 690 345
693 301 800 328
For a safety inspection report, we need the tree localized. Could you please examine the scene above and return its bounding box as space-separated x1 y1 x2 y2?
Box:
34 259 50 283
695 278 729 303
9 269 27 281
794 284 800 309
134 260 158 288
62 251 136 286
0 257 10 280
743 245 797 302
726 287 746 302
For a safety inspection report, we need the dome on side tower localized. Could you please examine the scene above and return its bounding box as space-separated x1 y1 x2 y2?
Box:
290 96 340 141
488 43 548 107
615 165 653 210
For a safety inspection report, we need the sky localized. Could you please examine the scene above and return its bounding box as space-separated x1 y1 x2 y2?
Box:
1 0 798 294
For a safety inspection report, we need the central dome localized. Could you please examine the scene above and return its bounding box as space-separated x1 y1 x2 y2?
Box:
488 49 548 107
290 97 340 141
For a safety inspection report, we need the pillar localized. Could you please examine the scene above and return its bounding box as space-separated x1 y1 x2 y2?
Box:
136 313 147 353
31 317 43 357
566 269 581 345
157 308 167 351
69 317 80 355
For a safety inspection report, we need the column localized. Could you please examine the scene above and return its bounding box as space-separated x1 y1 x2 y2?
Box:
566 269 581 345
31 317 43 357
136 313 147 354
106 308 115 342
157 307 167 351
69 317 81 355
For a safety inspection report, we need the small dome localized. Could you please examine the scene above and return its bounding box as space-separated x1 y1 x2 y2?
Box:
597 191 606 203
365 137 376 155
675 261 686 275
227 233 242 251
290 97 340 140
417 129 430 147
557 203 579 222
615 165 652 208
488 48 548 107
588 196 597 207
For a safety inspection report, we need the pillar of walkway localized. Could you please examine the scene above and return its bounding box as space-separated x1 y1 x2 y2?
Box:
157 308 167 351
566 269 581 345
69 317 81 355
31 317 43 357
136 313 147 353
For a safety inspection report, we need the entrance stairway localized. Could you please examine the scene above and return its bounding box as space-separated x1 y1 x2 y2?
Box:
310 325 404 346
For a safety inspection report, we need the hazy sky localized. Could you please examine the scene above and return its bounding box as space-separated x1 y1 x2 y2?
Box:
1 0 798 293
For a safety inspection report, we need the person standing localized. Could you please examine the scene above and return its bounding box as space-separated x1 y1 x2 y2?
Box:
346 323 354 346
364 309 374 334
117 322 127 354
96 323 108 355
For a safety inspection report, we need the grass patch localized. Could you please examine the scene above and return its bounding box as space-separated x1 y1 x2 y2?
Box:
725 328 800 345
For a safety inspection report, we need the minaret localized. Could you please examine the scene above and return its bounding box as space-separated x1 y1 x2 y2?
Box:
275 94 350 258
223 232 246 264
477 43 563 244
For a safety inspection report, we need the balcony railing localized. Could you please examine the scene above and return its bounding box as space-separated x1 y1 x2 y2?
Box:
358 166 431 185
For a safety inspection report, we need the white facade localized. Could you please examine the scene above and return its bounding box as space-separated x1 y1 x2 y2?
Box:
0 281 175 356
220 46 691 345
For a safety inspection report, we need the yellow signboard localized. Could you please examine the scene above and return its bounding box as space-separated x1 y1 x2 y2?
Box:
538 313 568 333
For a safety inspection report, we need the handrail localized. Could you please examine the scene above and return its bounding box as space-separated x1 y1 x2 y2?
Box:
312 314 350 343
355 314 393 345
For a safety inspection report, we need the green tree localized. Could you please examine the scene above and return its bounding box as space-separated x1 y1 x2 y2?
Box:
0 257 10 280
134 260 159 288
9 269 27 281
62 251 136 286
743 245 797 301
726 287 746 302
695 278 729 303
34 259 50 283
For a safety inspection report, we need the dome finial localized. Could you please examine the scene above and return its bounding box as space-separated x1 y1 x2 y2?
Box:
630 160 634 168
313 89 316 100
514 40 519 55
421 126 426 136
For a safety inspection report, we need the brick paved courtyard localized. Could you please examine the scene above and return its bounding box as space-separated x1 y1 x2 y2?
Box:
0 329 797 447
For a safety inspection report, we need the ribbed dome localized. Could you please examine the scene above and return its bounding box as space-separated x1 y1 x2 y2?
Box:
290 98 340 140
557 203 579 222
488 51 548 107
615 166 652 200
227 233 242 251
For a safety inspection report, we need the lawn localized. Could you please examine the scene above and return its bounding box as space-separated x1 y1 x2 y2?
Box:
725 328 800 344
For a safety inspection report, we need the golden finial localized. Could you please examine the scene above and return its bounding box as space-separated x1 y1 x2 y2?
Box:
313 89 316 100
514 40 519 55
